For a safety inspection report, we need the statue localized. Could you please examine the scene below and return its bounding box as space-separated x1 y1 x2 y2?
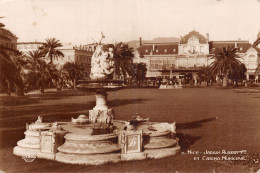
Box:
90 33 115 80
35 116 43 124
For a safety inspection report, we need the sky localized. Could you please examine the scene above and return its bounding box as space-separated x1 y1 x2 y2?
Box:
0 0 260 45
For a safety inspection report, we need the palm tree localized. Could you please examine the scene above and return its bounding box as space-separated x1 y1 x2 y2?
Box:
27 50 59 93
62 62 85 89
253 31 260 80
210 46 242 87
0 48 16 95
0 25 25 95
228 63 247 87
253 30 260 48
197 66 213 86
254 64 260 80
133 63 147 87
39 38 64 64
104 42 134 80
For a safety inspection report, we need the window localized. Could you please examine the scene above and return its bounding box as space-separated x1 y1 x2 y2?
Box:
150 60 156 68
164 49 167 53
145 49 148 53
156 49 159 53
240 47 243 51
173 49 176 52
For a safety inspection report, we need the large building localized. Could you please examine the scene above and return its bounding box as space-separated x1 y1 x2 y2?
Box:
17 42 93 75
137 30 260 83
0 27 18 56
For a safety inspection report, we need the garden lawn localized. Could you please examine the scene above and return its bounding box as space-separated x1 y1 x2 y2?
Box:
0 88 259 173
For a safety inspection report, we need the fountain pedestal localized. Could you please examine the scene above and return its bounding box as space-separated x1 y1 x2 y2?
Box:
77 79 123 129
89 90 115 129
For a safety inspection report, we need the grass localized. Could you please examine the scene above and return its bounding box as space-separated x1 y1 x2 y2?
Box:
0 88 259 172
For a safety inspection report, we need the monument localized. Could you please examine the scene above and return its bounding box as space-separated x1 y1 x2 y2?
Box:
13 34 181 165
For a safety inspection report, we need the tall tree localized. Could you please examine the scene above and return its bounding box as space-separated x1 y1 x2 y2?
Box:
210 46 242 87
253 30 260 48
104 42 134 80
253 31 260 79
27 50 59 93
0 23 25 95
228 63 247 86
39 38 64 63
133 63 147 87
62 62 84 89
197 66 213 86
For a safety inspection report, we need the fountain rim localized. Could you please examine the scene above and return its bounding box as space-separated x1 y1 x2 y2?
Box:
76 79 125 91
78 79 124 84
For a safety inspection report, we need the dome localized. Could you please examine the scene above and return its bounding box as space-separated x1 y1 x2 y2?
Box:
180 30 207 44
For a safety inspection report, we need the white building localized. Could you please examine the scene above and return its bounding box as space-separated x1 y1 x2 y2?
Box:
137 30 260 83
17 42 93 75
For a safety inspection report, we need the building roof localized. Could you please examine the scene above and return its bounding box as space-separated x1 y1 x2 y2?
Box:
209 41 252 54
137 43 178 55
0 27 18 39
125 37 180 50
17 42 43 44
144 37 180 44
180 30 207 44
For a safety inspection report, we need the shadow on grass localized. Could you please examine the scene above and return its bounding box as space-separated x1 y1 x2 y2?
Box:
0 96 41 107
176 133 202 151
176 117 218 129
0 90 95 107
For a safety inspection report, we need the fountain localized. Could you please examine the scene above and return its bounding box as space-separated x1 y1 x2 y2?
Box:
13 35 180 165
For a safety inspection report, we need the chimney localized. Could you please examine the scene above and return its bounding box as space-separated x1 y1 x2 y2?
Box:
139 37 142 46
206 33 209 41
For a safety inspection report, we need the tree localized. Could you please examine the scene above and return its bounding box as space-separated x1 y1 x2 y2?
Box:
228 63 247 86
253 30 260 48
253 31 260 79
104 42 134 80
0 25 25 95
210 46 242 87
62 62 85 89
39 38 64 64
133 63 147 87
27 50 59 93
197 66 213 86
255 64 260 79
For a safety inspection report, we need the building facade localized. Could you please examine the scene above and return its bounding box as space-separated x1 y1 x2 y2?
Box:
17 42 93 74
0 27 18 56
137 30 260 83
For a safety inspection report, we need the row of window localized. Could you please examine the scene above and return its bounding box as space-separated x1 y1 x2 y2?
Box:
52 55 91 63
75 55 91 63
1 42 15 49
17 44 41 49
150 59 209 69
145 49 177 53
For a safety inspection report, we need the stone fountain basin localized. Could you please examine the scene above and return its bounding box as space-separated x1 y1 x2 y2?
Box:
14 120 180 165
58 132 120 154
76 79 124 92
